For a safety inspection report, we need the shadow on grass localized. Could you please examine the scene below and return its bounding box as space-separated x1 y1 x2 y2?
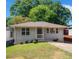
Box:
6 39 72 47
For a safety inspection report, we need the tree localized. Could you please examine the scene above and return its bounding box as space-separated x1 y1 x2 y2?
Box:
29 2 71 25
10 0 53 17
29 5 56 22
10 0 71 25
6 16 14 26
49 2 71 25
7 16 31 26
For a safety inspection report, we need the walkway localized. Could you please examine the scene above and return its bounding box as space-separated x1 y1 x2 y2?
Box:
48 42 72 53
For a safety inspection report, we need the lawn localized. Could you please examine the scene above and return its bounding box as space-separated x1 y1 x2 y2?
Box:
6 42 72 59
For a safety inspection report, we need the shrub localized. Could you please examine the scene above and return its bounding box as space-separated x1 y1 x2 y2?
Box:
53 38 58 42
25 41 28 43
20 42 23 44
34 39 38 43
30 40 33 43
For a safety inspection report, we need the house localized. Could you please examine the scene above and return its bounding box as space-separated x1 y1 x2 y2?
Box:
6 27 15 46
68 25 72 35
10 21 67 44
64 25 72 42
6 27 12 41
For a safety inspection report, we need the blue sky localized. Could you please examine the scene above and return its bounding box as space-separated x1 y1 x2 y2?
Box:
6 0 15 17
6 0 72 17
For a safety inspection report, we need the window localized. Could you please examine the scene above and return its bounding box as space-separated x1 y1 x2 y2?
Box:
64 29 68 35
22 28 29 35
26 28 29 35
50 28 55 33
37 28 42 34
22 28 25 35
56 28 58 33
47 28 49 33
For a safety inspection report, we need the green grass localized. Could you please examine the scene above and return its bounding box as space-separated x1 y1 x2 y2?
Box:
6 42 72 59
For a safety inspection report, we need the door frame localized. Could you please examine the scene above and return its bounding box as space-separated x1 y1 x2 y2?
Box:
36 28 44 40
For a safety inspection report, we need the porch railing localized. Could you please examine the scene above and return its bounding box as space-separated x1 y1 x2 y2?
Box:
37 34 44 39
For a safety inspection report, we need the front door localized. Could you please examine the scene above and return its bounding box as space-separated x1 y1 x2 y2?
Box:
37 28 44 39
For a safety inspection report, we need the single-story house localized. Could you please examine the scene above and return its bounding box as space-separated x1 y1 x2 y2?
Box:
64 25 72 42
10 21 67 44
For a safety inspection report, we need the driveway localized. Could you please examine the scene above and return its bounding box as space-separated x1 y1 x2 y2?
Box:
48 42 72 53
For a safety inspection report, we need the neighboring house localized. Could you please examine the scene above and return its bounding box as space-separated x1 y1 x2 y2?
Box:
6 27 15 46
64 25 72 35
10 21 67 44
6 27 11 41
68 25 72 35
6 27 13 41
69 29 72 35
64 25 72 42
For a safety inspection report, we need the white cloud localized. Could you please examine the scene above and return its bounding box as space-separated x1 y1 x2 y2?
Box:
62 4 72 13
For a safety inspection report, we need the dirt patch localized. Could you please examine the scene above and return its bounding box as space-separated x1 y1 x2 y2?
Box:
53 51 64 59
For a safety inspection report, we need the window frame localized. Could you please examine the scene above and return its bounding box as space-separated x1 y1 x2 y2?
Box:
21 28 30 35
26 28 30 35
22 28 26 35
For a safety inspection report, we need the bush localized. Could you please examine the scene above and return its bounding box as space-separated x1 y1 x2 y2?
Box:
53 38 58 42
25 41 28 43
20 42 23 44
34 39 38 43
30 40 33 43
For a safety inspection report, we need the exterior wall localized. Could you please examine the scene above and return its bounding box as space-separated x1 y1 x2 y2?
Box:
6 28 13 41
44 28 56 41
14 27 64 44
14 27 36 44
6 30 10 41
44 28 64 42
57 28 64 42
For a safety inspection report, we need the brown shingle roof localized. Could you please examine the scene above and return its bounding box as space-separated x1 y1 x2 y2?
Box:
10 21 67 28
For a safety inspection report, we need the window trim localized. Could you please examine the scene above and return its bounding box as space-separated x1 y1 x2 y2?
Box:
26 28 30 35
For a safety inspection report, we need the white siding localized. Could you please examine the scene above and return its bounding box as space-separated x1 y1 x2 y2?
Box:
14 27 36 44
6 30 10 41
57 28 64 42
44 28 64 42
6 30 13 41
14 27 64 44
